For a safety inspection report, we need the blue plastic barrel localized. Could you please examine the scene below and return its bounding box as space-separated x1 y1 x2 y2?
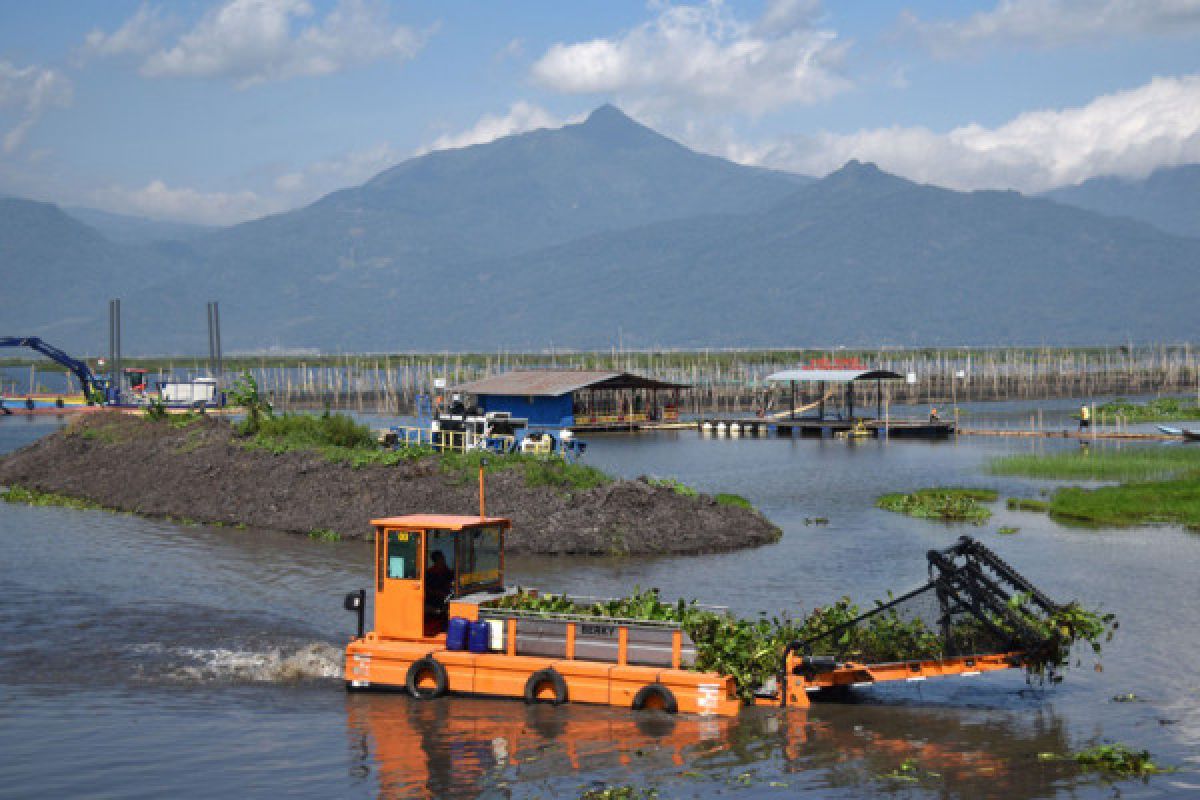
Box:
446 617 470 651
467 620 490 653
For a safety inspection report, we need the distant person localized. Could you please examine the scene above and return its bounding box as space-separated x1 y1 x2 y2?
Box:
1079 404 1090 432
427 550 454 607
929 407 939 422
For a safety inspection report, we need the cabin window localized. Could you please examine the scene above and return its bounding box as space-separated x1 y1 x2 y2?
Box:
386 530 420 580
458 525 502 591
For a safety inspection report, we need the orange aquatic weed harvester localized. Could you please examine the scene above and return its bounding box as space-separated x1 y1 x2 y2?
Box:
343 476 1064 716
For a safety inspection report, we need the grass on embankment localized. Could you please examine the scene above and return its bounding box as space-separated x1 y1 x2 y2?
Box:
875 488 998 523
244 411 690 494
1095 396 1200 423
990 446 1200 530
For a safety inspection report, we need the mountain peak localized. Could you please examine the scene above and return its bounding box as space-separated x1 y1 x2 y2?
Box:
587 102 633 122
818 159 913 196
573 103 662 146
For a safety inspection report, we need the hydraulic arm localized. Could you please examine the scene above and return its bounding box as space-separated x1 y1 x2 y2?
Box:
0 337 101 403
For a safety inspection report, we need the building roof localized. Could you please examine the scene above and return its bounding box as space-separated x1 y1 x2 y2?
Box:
371 514 511 530
766 368 904 383
454 370 688 397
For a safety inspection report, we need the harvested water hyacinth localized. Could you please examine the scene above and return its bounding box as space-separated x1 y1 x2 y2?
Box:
491 586 1115 700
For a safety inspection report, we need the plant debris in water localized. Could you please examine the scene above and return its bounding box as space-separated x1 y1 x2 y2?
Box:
878 757 940 783
492 586 1115 700
876 488 998 523
1040 743 1171 778
578 785 658 800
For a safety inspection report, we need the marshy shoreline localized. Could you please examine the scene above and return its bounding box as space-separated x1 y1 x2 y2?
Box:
0 412 781 555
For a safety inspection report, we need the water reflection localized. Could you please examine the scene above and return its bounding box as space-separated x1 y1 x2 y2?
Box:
347 693 1081 799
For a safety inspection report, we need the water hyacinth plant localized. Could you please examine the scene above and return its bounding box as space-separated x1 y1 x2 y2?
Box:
490 586 1115 700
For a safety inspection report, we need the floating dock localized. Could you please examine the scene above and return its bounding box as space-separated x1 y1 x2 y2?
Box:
693 417 954 439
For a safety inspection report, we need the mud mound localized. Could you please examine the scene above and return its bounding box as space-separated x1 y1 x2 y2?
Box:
0 413 781 555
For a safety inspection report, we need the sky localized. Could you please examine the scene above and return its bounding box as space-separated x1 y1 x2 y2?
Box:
1 0 1199 225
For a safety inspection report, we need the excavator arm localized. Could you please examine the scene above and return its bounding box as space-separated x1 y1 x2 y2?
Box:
0 337 101 403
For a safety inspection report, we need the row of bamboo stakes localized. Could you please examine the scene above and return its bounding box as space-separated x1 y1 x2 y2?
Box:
6 345 1199 415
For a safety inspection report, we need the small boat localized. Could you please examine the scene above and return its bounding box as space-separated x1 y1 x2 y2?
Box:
1157 425 1183 436
836 421 873 440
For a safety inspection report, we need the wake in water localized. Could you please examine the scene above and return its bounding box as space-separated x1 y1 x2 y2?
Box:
168 642 344 683
129 641 344 685
0 580 348 689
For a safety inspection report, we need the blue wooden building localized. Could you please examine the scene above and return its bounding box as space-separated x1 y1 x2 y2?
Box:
453 370 688 431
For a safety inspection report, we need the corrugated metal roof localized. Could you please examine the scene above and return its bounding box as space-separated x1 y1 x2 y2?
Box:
370 514 510 530
766 369 904 383
454 370 688 396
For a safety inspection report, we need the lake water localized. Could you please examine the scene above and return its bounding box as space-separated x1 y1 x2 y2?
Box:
1 408 1198 798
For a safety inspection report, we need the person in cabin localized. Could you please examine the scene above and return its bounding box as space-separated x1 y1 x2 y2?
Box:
1079 404 1091 431
427 550 454 606
929 407 939 422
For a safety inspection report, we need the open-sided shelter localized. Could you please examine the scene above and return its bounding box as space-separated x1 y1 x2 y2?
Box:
766 364 904 420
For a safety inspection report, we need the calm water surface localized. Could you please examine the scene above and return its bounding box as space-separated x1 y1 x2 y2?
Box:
1 410 1198 798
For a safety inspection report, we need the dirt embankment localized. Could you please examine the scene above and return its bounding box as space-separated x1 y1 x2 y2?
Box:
0 413 781 555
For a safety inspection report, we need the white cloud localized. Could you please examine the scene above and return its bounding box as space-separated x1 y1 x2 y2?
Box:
91 180 270 225
116 0 424 88
83 3 172 58
0 60 73 154
531 0 850 115
417 102 573 155
729 75 1200 192
902 0 1200 56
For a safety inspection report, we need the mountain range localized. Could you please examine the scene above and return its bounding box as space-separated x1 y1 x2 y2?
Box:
2 105 1197 354
1042 165 1200 239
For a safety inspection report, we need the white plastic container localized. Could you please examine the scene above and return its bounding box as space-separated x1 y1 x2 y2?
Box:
486 618 505 651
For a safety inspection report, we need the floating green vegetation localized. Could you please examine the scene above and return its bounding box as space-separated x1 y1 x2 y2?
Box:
578 786 658 800
715 492 751 508
876 488 998 523
1 485 105 511
1050 479 1200 530
997 526 1020 535
647 477 698 497
878 758 940 784
1095 396 1200 423
990 447 1200 482
307 528 341 542
1007 497 1050 512
992 447 1200 529
490 586 1113 700
1040 743 1171 778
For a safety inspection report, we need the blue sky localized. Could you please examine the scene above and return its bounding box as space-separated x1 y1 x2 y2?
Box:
1 0 1199 224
